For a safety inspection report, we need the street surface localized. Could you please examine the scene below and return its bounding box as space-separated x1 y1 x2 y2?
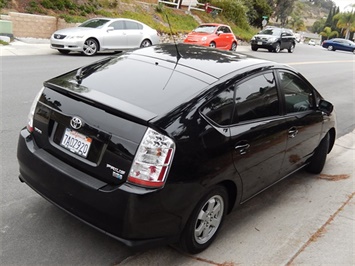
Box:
0 43 354 265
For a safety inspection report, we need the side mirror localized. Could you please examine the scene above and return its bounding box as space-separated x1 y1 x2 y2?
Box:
107 26 114 32
318 99 334 115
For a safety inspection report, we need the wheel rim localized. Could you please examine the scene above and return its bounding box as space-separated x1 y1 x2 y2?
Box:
327 46 333 51
83 39 98 55
275 44 280 53
290 44 294 52
209 42 216 48
194 195 224 244
140 40 152 47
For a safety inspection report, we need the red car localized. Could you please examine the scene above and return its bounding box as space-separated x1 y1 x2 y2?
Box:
184 23 238 51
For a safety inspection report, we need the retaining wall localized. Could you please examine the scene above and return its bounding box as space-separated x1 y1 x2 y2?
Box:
0 12 78 39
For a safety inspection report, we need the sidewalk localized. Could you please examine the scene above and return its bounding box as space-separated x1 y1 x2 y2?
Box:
0 38 251 56
0 38 56 56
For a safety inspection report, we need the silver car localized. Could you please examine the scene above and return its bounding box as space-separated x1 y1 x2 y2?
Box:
50 18 160 56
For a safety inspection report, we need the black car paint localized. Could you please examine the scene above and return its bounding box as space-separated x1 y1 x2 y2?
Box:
251 28 296 52
17 44 335 250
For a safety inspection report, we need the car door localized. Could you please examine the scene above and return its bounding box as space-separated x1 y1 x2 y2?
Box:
276 70 323 177
229 71 289 201
103 20 127 49
124 21 144 48
215 26 229 49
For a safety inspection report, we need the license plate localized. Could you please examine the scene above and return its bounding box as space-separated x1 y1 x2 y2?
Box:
257 41 262 45
60 128 92 158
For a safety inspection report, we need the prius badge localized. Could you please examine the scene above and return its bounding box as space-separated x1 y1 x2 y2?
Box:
70 117 83 130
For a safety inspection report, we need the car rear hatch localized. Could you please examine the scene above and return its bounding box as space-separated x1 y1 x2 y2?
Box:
30 53 212 187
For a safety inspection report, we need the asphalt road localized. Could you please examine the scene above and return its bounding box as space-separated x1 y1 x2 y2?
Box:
1 43 354 265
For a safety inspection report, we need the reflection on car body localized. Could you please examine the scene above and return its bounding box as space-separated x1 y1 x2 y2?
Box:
17 44 336 254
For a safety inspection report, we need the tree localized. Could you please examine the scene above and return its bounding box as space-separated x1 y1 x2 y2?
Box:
320 26 339 39
244 0 273 28
275 0 296 26
333 11 355 39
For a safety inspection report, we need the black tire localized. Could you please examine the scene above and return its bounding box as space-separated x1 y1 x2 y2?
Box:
288 43 295 53
251 46 258 51
179 186 228 254
273 42 281 53
58 49 70 55
209 42 216 48
352 49 355 54
82 38 99 56
268 48 273 52
306 133 330 174
140 39 152 48
230 42 237 51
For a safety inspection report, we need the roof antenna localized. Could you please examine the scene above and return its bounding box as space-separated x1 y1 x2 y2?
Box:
165 14 181 62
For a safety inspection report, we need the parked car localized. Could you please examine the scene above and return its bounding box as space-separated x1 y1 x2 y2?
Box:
322 38 355 54
17 44 336 254
308 39 316 46
183 23 238 51
50 18 159 56
251 27 296 53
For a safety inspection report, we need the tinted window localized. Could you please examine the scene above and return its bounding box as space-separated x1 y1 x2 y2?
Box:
200 86 234 126
234 72 279 123
278 71 314 113
109 21 125 30
125 21 143 30
79 19 109 29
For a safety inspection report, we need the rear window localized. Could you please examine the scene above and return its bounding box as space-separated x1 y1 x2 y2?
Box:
76 57 209 115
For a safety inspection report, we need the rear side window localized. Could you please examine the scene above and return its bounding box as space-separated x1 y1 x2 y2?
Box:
278 71 314 113
233 72 279 123
200 86 235 126
125 21 143 30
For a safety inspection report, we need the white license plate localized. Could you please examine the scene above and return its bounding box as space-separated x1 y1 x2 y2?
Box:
60 128 92 158
257 41 262 45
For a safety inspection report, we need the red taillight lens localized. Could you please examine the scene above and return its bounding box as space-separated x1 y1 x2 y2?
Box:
128 128 175 188
27 87 44 133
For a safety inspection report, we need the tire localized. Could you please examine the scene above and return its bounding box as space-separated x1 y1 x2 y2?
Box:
140 39 152 48
288 43 295 53
230 42 237 51
352 49 355 54
82 38 99 56
179 186 228 254
327 45 334 51
251 46 258 51
273 43 281 53
209 42 216 48
268 48 273 52
58 49 70 55
306 133 330 174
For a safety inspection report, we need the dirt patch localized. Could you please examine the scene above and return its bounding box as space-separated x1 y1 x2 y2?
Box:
317 174 350 181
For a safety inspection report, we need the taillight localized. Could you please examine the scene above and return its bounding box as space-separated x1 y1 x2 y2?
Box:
128 128 175 188
27 87 44 133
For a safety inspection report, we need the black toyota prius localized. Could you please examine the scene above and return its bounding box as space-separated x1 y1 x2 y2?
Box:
17 43 336 254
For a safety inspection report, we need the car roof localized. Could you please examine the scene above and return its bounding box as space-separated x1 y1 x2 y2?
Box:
199 23 228 27
132 43 268 79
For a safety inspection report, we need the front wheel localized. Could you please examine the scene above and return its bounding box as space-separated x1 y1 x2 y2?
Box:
82 38 99 56
230 42 237 51
273 43 281 53
288 43 295 53
327 45 334 51
306 133 330 174
179 186 228 254
251 46 258 51
140 39 152 48
209 42 216 48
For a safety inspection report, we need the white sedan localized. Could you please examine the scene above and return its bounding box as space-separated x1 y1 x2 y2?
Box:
50 18 160 56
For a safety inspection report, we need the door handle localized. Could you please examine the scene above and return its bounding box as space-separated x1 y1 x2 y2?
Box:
288 127 298 138
235 143 250 155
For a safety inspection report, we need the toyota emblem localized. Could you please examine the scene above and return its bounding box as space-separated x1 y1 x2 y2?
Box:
70 117 83 130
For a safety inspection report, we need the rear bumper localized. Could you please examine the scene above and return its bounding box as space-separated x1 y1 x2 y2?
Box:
17 129 182 249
